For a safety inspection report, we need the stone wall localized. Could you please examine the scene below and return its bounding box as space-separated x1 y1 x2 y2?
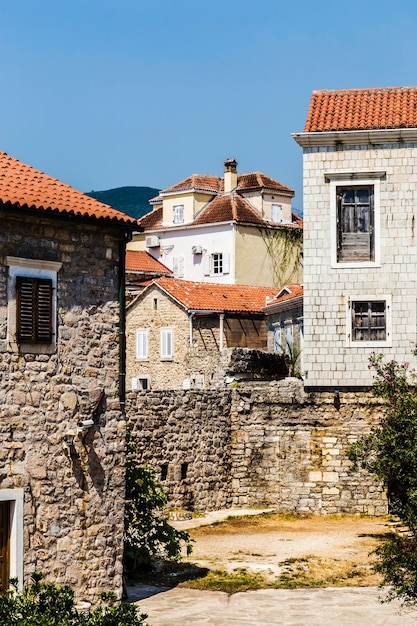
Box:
0 212 126 603
127 379 387 516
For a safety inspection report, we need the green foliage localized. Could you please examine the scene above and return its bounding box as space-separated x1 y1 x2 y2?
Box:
124 429 193 576
278 339 302 378
349 349 417 605
0 573 149 626
86 186 160 219
260 226 303 287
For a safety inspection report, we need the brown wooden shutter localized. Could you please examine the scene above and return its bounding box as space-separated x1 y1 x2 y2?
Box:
0 501 10 594
16 277 53 343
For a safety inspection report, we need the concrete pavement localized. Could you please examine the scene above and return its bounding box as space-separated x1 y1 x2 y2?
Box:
128 585 417 625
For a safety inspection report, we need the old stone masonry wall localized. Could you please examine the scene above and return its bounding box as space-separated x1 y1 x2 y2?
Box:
127 379 388 515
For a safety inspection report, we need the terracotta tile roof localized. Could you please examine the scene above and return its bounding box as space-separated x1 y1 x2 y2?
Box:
151 276 278 314
237 172 294 195
0 151 136 224
137 205 163 229
304 86 417 132
162 174 221 195
192 194 266 226
264 284 303 308
125 250 172 274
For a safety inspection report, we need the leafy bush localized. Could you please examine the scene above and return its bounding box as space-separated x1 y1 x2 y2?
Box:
124 428 193 576
350 349 417 606
0 572 149 625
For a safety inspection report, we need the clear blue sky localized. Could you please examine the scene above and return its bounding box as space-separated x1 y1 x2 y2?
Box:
2 0 417 211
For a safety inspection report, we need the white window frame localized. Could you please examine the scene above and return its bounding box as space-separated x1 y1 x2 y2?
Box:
6 257 62 354
135 329 149 360
329 176 381 268
209 252 230 276
173 205 184 224
160 327 174 359
0 489 24 590
346 294 392 348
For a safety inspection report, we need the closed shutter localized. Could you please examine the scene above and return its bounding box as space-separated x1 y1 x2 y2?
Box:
16 277 53 343
161 328 173 358
222 252 230 274
136 330 148 359
0 501 10 594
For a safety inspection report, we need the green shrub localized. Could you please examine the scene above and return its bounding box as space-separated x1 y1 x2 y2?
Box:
0 573 149 626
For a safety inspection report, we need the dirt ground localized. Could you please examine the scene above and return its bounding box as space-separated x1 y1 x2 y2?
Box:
174 512 393 588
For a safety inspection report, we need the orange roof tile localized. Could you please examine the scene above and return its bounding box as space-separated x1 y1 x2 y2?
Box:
126 250 172 274
264 284 303 308
162 174 221 195
237 172 294 195
192 194 266 226
138 206 163 229
304 87 417 132
0 151 136 224
149 277 278 314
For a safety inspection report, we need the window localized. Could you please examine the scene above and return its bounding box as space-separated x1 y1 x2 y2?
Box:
0 490 24 591
131 376 150 390
160 327 173 359
16 277 53 344
173 256 184 278
336 185 374 262
347 296 391 347
205 252 230 276
271 204 282 223
6 257 62 354
136 329 148 360
173 205 184 224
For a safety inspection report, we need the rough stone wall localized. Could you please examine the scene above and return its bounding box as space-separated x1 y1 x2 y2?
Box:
0 213 126 603
127 379 387 515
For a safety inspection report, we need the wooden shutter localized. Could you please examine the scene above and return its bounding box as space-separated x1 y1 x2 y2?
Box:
16 277 53 343
0 501 10 595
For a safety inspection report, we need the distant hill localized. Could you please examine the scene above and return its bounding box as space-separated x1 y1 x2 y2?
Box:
86 186 160 219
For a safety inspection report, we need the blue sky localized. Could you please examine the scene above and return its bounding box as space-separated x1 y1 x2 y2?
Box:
2 0 417 211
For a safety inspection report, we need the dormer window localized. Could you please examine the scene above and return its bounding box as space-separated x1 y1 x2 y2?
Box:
173 205 184 224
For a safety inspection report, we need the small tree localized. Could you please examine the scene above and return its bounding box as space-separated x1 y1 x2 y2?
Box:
124 428 193 576
350 349 417 606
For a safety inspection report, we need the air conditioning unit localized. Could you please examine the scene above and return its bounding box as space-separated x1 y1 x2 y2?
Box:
192 245 203 254
146 235 160 248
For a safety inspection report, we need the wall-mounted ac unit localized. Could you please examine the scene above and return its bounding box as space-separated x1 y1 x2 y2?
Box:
146 235 160 248
192 245 203 254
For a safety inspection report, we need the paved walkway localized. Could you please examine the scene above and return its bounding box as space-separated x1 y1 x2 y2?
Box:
128 585 417 625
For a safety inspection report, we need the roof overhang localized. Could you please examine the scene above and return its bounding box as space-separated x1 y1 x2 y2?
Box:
263 295 303 314
292 127 417 148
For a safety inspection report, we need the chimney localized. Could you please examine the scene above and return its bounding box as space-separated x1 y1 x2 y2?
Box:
224 158 238 193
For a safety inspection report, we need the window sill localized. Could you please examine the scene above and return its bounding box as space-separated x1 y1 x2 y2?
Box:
8 341 56 354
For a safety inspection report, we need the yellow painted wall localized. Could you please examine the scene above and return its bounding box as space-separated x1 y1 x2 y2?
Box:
240 191 293 222
235 225 303 288
162 191 213 223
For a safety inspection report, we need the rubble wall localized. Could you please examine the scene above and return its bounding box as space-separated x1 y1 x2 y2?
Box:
127 379 387 515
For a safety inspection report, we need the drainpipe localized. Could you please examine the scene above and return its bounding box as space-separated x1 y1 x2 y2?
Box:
189 311 195 346
119 232 131 411
219 313 224 351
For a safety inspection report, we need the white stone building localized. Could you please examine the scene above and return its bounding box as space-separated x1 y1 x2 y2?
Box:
293 86 417 388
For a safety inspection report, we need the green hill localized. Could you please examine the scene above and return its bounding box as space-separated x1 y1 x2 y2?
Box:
86 186 160 219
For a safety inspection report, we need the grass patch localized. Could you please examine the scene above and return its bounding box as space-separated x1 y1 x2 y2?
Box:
181 568 272 593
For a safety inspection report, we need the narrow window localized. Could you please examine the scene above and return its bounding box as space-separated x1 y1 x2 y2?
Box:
160 464 168 481
138 377 150 390
271 204 282 223
160 328 173 359
181 462 188 480
153 298 158 310
173 205 184 224
16 277 53 344
173 257 185 278
136 329 148 360
336 185 374 262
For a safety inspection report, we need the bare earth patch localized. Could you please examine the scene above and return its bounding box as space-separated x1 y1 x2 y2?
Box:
176 513 392 591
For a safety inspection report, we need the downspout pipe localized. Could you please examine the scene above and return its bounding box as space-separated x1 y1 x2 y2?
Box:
119 231 132 411
189 311 195 346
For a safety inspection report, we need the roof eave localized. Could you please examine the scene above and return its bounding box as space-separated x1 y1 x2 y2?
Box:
292 127 417 147
263 295 304 314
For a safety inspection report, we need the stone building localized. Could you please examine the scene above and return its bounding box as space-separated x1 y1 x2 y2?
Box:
0 151 136 601
293 86 417 388
126 276 283 390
